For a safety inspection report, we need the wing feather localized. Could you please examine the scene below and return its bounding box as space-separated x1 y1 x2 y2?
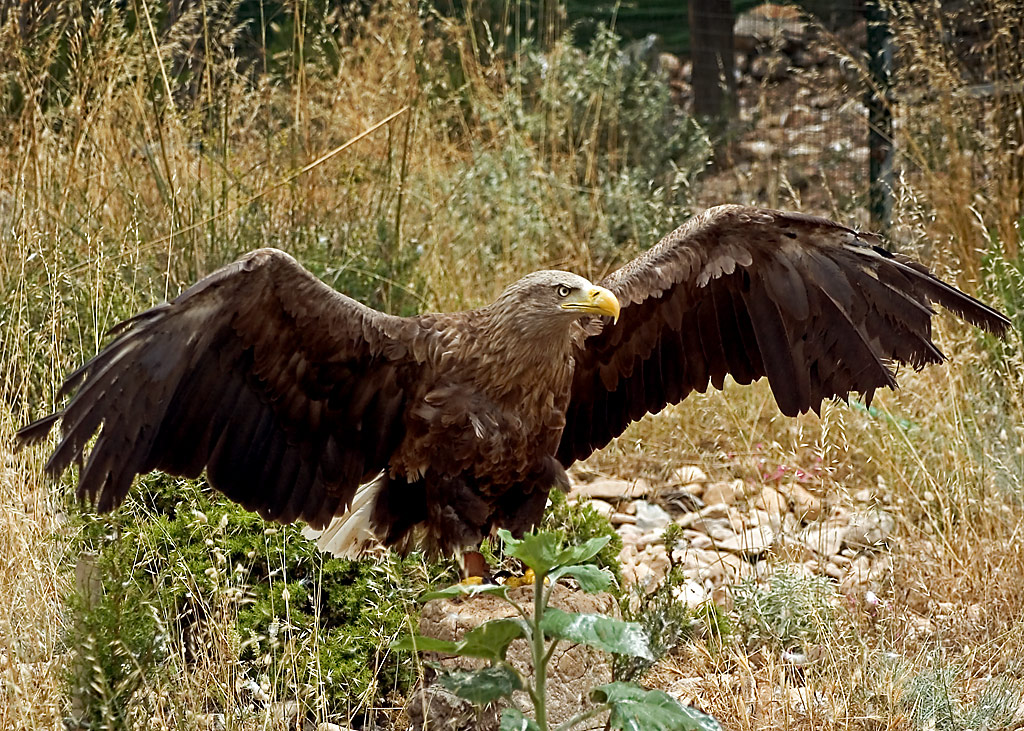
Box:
17 248 434 527
558 205 1010 465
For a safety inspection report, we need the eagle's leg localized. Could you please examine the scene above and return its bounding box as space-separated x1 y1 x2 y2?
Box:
460 550 490 585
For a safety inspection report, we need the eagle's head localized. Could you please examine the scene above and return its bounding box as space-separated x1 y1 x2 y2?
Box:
496 271 620 333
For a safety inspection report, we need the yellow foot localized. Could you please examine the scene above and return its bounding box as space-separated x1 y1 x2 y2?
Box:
503 568 536 589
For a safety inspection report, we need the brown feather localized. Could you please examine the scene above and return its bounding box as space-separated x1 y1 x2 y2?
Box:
558 205 1010 465
16 208 1010 559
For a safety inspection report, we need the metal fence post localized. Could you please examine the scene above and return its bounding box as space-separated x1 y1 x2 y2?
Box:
866 0 894 232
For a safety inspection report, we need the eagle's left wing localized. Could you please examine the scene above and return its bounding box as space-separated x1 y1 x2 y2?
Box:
557 205 1009 466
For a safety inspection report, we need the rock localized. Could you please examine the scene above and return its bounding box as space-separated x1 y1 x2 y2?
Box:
659 489 705 513
635 531 665 550
618 543 638 565
715 525 775 556
410 584 615 731
829 553 852 568
784 484 823 522
617 525 643 547
799 518 847 557
610 512 637 526
672 580 710 609
583 499 615 518
317 724 353 731
702 480 742 506
734 2 807 54
755 486 787 516
707 524 739 543
686 515 732 537
697 504 731 521
843 509 895 548
406 683 499 731
645 545 671 576
669 465 708 485
196 714 226 731
657 52 683 79
852 488 873 503
570 478 650 501
633 500 671 531
674 547 748 586
269 701 300 729
687 533 713 550
741 139 778 159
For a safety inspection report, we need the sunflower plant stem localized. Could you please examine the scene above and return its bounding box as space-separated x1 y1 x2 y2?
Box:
533 567 548 730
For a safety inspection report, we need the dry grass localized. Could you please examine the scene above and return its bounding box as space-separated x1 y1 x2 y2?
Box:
1 0 1022 729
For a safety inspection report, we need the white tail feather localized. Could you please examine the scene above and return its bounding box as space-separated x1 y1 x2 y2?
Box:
301 474 385 558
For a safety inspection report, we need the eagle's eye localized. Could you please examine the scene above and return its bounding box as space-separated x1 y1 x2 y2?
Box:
556 284 573 298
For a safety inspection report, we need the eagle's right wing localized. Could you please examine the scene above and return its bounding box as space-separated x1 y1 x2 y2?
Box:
17 248 442 528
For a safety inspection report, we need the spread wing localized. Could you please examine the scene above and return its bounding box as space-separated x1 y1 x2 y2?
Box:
557 205 1010 465
17 248 440 528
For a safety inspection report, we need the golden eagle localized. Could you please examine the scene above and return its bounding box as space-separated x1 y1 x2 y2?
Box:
17 206 1009 557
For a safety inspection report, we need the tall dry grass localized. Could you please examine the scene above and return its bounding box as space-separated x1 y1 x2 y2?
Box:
1 0 1021 729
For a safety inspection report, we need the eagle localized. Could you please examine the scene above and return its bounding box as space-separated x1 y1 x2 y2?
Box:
17 205 1010 560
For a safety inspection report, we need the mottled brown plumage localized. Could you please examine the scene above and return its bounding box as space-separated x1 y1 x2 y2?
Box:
17 205 1010 557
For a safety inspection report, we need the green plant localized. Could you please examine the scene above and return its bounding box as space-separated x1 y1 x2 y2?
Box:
541 489 622 579
731 566 836 652
66 474 447 727
899 658 1023 731
395 530 720 731
615 522 692 683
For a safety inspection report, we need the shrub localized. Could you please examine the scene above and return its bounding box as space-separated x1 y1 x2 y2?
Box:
731 566 836 652
66 474 450 727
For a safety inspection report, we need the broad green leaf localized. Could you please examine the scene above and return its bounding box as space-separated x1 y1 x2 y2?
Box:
500 708 542 731
391 634 460 654
556 535 612 566
549 563 613 593
592 682 722 731
395 619 527 661
438 665 522 704
420 583 511 602
500 529 563 574
540 608 653 659
458 618 528 661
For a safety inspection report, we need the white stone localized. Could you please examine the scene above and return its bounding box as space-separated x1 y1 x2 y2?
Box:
686 533 713 550
635 530 665 550
799 516 848 556
617 525 643 546
610 512 637 525
844 509 895 548
783 483 823 521
698 504 731 520
585 499 615 518
570 478 651 500
670 465 709 485
714 525 775 556
672 579 710 609
755 485 787 515
633 500 672 531
702 480 742 506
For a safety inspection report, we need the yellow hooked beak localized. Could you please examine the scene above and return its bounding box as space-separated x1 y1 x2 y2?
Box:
561 285 621 323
